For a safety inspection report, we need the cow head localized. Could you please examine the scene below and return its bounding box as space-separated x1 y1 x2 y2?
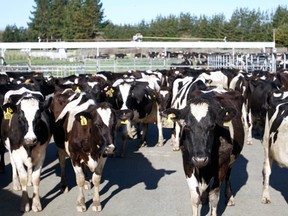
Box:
74 102 117 159
163 95 236 168
2 96 52 147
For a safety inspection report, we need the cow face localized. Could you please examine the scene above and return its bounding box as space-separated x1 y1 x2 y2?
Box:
75 103 116 155
2 96 51 147
117 80 158 118
163 96 236 168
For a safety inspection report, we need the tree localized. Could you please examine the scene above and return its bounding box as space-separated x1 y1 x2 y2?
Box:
28 0 51 41
28 0 108 41
2 25 28 42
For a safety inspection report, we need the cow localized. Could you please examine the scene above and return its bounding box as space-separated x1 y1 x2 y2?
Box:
108 77 164 157
0 82 53 173
229 71 253 145
1 87 53 212
261 90 288 204
162 89 245 216
51 87 117 211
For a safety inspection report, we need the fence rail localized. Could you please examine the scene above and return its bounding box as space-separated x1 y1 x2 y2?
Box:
0 41 277 76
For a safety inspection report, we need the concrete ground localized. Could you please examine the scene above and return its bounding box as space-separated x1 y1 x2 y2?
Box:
0 125 287 216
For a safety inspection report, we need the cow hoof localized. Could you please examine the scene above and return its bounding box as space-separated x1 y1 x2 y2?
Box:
84 181 91 190
139 141 147 148
21 201 30 213
261 197 271 204
60 184 69 193
76 205 87 212
227 196 235 206
92 201 102 212
76 202 86 212
172 146 180 151
247 141 253 145
32 202 42 212
156 142 163 147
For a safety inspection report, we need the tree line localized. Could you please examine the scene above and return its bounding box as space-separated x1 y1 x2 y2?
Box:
0 1 288 47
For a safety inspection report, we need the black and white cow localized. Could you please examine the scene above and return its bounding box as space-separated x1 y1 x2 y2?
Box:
162 89 245 216
108 77 163 157
50 86 117 212
1 87 53 212
261 90 288 204
64 102 116 212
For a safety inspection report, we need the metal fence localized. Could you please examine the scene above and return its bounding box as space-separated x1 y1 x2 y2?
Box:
0 41 277 77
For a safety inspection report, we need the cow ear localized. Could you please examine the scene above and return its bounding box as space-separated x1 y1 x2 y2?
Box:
75 112 92 126
217 107 236 126
162 108 184 121
2 103 17 120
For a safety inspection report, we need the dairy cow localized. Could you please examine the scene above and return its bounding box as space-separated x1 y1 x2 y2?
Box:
261 90 288 204
108 77 164 157
1 87 53 212
163 89 245 216
50 86 116 212
63 101 116 212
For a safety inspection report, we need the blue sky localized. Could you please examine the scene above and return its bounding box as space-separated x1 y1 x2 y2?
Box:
0 0 287 30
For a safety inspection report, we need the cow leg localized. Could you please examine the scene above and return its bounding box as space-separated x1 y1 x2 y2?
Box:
209 176 223 216
119 125 128 157
92 157 106 212
173 122 181 151
9 151 21 191
171 127 176 147
92 172 102 212
31 144 47 212
156 105 164 147
187 175 201 216
58 147 68 192
225 168 235 206
73 164 86 212
242 104 252 145
262 117 272 204
139 123 148 147
209 187 220 216
82 164 91 190
246 109 253 145
12 152 30 212
27 159 33 187
262 155 273 204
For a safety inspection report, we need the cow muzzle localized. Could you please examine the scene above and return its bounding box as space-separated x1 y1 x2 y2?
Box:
24 137 38 146
119 109 133 123
191 156 209 168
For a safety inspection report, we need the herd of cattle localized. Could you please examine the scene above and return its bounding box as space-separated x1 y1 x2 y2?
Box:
0 66 288 215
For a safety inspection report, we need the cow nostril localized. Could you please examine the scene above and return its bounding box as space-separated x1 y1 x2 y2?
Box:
192 157 209 167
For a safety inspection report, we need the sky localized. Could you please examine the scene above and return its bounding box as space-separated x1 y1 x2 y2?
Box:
0 0 287 30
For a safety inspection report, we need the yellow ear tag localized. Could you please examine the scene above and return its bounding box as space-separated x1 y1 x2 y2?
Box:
106 89 114 97
80 115 87 126
4 107 13 120
223 121 231 127
167 113 176 122
223 112 231 127
121 119 128 125
75 86 81 93
24 79 31 84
